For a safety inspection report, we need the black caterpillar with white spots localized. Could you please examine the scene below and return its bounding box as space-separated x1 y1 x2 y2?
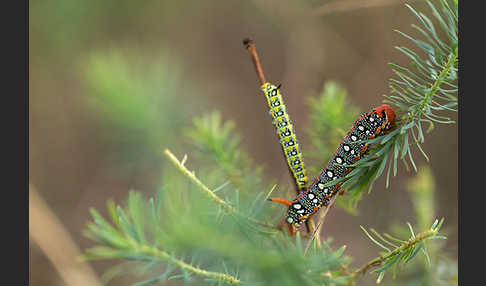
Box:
269 104 396 234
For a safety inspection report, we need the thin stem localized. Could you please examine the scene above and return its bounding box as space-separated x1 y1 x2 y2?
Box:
348 227 439 281
304 195 338 254
305 218 317 240
164 149 235 212
139 245 241 284
243 38 266 86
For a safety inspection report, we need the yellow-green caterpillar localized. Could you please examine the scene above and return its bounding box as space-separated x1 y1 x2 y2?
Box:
261 82 308 189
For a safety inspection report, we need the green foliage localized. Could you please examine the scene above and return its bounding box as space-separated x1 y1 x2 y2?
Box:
83 51 158 131
80 49 192 173
185 111 264 193
384 166 457 286
82 1 457 285
83 110 351 285
308 0 458 212
306 81 360 173
382 0 458 168
83 117 451 286
83 177 351 285
407 166 436 230
357 218 446 284
82 50 185 139
345 165 457 286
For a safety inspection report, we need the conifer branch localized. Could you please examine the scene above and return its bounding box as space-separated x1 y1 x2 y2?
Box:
136 245 241 284
83 199 242 285
348 218 445 284
164 148 236 213
81 2 457 285
308 0 458 212
163 148 276 230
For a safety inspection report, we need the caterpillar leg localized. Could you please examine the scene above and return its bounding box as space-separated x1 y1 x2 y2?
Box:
287 223 295 235
276 218 296 235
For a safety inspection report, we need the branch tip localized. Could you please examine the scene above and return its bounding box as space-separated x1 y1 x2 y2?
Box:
242 37 266 85
242 38 253 49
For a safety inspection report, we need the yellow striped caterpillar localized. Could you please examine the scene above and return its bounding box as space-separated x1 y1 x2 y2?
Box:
243 38 308 190
269 104 396 235
262 83 308 188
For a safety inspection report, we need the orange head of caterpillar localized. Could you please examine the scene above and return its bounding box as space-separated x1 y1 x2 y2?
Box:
375 104 396 129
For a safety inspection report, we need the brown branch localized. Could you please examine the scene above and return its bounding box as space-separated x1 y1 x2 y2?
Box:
243 38 266 86
29 184 103 286
304 194 338 253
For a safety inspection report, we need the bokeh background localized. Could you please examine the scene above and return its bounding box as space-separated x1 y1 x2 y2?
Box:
29 0 457 285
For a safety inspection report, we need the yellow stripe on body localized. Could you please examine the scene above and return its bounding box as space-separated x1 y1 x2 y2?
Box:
261 82 308 188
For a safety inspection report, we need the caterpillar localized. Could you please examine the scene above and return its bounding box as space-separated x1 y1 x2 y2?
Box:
269 104 396 234
243 38 309 190
262 83 308 189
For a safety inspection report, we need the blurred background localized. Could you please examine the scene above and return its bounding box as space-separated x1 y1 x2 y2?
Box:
29 0 457 285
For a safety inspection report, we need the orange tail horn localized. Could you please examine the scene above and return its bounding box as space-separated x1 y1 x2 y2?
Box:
268 197 293 207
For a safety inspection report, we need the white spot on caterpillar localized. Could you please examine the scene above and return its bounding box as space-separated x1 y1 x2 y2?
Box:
351 150 355 155
358 125 365 131
351 135 357 141
297 209 305 214
286 217 294 223
369 117 374 122
327 171 334 177
318 183 325 190
335 157 343 164
313 199 318 203
308 193 315 199
293 204 302 209
343 145 350 152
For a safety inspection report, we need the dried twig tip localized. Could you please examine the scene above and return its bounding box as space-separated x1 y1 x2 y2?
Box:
242 38 253 49
242 37 265 85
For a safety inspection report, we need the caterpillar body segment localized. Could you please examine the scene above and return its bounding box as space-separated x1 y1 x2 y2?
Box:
262 82 308 189
270 104 396 232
